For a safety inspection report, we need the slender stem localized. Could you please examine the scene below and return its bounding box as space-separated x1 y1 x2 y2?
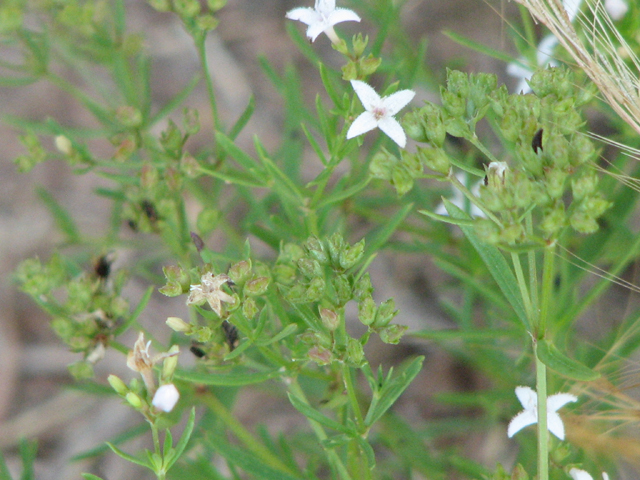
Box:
448 173 502 225
538 244 556 338
342 364 365 431
526 215 539 325
511 252 534 322
469 134 500 164
194 34 220 134
535 349 549 480
198 391 293 474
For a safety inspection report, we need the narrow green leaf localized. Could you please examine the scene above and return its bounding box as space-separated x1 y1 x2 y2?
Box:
410 329 517 341
0 76 38 87
255 324 298 346
418 208 476 226
364 203 414 258
223 338 253 361
198 165 267 188
228 96 255 140
318 63 342 109
174 368 280 386
215 132 265 177
106 443 151 468
71 423 147 461
207 434 300 480
364 356 424 427
536 340 601 381
114 286 154 336
18 439 37 480
445 199 531 331
287 393 355 435
301 123 328 166
443 30 518 65
317 177 372 209
0 448 13 480
164 408 196 471
81 475 105 480
36 187 81 243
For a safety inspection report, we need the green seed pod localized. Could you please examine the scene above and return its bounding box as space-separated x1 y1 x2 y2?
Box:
273 264 297 285
228 260 252 284
358 296 377 326
339 239 365 270
373 298 397 328
571 171 598 201
417 147 450 175
308 345 333 365
474 219 500 244
402 110 429 143
320 308 340 331
244 276 270 296
540 203 566 235
391 165 414 196
306 236 329 264
378 324 408 344
545 168 567 200
369 149 399 180
298 258 323 279
333 274 352 305
326 233 346 265
305 277 325 302
354 273 373 301
242 297 259 319
347 337 365 366
116 106 143 128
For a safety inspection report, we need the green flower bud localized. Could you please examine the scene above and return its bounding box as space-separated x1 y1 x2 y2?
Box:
570 211 598 234
359 55 381 76
545 134 570 170
306 236 328 264
358 296 377 326
286 284 307 303
347 337 365 366
369 149 398 180
180 153 200 178
333 274 352 305
166 316 191 333
116 106 143 128
373 298 397 328
500 110 520 143
108 374 129 396
341 61 358 81
125 392 143 409
353 273 373 301
194 326 213 342
479 185 504 212
242 297 259 319
174 0 201 17
402 110 429 143
298 258 322 279
474 218 500 244
422 104 447 147
273 264 297 285
229 260 252 284
244 276 270 296
441 89 466 118
352 33 368 57
417 147 450 175
160 120 183 156
499 223 523 245
207 0 227 10
444 116 471 139
326 233 346 265
68 361 94 380
280 243 305 263
339 239 365 270
511 464 529 480
378 324 408 344
446 69 470 98
571 171 598 201
161 345 180 382
540 203 566 235
51 317 74 340
582 194 611 218
305 277 325 302
197 208 220 234
401 151 423 177
545 168 567 199
55 135 73 155
391 165 414 196
159 281 182 297
196 13 219 31
570 134 597 166
148 0 171 11
320 308 340 331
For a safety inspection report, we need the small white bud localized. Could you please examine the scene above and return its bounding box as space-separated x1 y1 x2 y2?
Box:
152 384 180 412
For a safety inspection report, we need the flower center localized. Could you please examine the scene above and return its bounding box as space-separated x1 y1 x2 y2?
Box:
372 106 386 120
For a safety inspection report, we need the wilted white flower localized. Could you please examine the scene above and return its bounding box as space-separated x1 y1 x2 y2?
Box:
286 0 361 43
569 468 610 480
187 272 235 317
346 80 415 148
127 332 179 393
152 384 180 412
508 385 577 440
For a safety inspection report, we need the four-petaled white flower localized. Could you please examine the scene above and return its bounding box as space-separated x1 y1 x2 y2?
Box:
152 384 180 412
286 0 361 43
569 468 610 480
346 80 415 148
187 272 235 317
508 386 577 440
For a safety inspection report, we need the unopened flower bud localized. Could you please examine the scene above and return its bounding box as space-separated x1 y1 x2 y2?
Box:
333 274 352 305
305 277 325 302
320 308 340 331
326 233 345 264
308 345 333 365
244 276 270 296
298 258 323 279
339 239 365 270
116 106 143 128
347 337 365 366
373 298 397 328
126 392 143 409
242 297 259 319
358 296 377 326
228 260 252 284
152 384 180 412
55 135 73 155
161 345 180 382
305 236 328 264
379 324 408 344
353 273 373 302
108 374 129 396
418 147 450 175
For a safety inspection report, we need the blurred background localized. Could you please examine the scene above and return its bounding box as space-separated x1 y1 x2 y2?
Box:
0 0 534 478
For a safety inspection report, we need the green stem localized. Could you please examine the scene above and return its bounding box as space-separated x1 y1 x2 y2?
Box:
198 391 294 475
448 173 502 225
194 35 220 134
469 134 500 164
511 252 534 322
535 349 549 480
538 245 556 338
288 379 353 480
342 363 365 431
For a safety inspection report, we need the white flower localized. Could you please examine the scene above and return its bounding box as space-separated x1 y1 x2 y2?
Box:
346 80 415 148
507 386 577 440
569 468 610 480
152 384 180 412
507 0 584 93
187 272 235 317
286 0 361 43
605 0 628 20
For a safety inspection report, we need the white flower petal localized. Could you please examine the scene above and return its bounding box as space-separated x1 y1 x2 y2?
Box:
285 7 319 24
602 472 610 480
569 469 594 480
350 80 381 111
347 111 378 139
547 411 566 440
508 409 537 437
328 8 362 25
381 89 416 116
515 386 537 409
152 384 180 412
377 117 407 147
307 22 329 41
316 0 336 13
548 392 578 412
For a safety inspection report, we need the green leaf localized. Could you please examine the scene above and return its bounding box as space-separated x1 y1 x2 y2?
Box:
418 208 476 226
174 368 280 386
0 448 13 480
207 434 300 480
536 339 601 381
81 474 105 480
442 30 518 64
215 131 267 182
36 187 81 243
148 75 201 126
364 203 414 259
255 324 298 346
71 423 147 461
287 393 356 435
106 443 151 469
317 177 372 209
409 328 517 341
444 199 531 331
164 408 196 471
228 96 255 140
364 356 424 427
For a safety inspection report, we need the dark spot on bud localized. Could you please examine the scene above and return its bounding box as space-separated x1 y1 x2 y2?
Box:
190 344 206 358
141 200 159 222
532 128 543 154
127 219 138 231
94 255 112 279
